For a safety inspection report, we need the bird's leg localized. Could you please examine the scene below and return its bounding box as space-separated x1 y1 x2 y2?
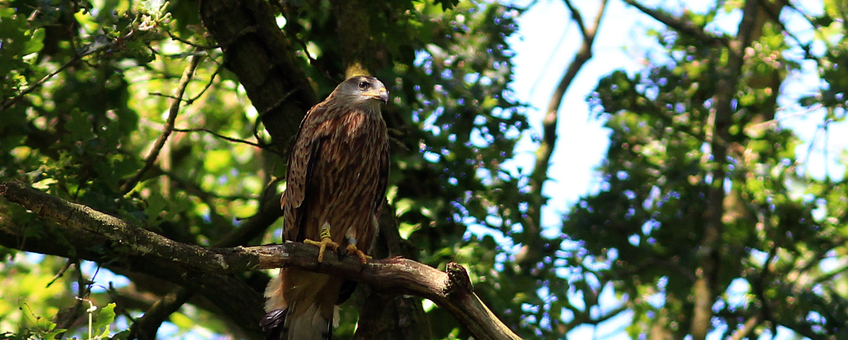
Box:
303 222 340 262
344 228 371 264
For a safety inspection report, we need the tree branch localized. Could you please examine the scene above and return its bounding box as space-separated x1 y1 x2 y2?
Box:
1 181 243 272
691 0 771 338
521 0 607 269
332 0 377 78
729 315 759 340
199 0 317 154
621 0 727 46
0 200 267 339
0 181 522 340
0 55 81 113
128 287 194 340
172 127 265 148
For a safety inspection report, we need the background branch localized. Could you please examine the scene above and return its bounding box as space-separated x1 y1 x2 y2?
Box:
0 56 81 113
690 0 770 337
128 288 193 340
521 0 607 269
622 0 727 45
121 54 202 194
172 127 265 148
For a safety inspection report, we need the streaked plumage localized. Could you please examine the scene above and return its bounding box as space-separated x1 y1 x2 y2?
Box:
262 76 390 340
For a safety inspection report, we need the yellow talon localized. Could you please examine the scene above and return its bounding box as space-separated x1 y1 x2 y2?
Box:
304 233 339 262
345 244 371 264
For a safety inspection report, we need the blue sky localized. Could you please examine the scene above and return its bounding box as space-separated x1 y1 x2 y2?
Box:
510 0 846 230
509 0 649 231
506 2 649 338
505 0 846 339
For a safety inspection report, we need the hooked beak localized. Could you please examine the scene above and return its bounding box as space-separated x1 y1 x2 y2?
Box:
369 87 389 104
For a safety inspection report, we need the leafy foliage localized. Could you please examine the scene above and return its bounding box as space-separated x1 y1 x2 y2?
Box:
560 2 848 339
1 0 847 339
0 0 533 338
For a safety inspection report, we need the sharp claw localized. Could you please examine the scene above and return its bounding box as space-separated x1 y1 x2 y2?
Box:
345 244 371 264
304 237 340 263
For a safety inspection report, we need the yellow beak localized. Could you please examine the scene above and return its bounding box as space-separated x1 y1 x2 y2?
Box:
367 87 389 104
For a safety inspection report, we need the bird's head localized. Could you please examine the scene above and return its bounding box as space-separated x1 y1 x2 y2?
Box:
334 76 389 109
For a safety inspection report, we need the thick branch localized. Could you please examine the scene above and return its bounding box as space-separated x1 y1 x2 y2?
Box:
0 208 267 339
199 0 317 154
691 0 767 338
0 181 521 340
263 247 520 340
0 181 249 273
332 0 377 77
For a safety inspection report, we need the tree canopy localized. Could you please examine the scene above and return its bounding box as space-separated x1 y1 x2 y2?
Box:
0 0 846 339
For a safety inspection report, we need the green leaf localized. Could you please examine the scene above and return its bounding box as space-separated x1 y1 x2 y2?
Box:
92 303 117 338
23 28 44 55
170 312 194 331
145 192 168 226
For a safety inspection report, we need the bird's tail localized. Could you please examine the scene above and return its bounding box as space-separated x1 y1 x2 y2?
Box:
259 308 288 340
262 269 338 340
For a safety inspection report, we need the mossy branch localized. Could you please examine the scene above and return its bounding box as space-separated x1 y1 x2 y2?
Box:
0 181 522 340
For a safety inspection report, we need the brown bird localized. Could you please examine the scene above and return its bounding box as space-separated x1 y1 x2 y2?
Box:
262 76 390 340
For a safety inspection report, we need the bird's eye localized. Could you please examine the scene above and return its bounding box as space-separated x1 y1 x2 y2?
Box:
358 81 370 90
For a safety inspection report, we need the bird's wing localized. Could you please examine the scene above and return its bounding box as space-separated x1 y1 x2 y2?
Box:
374 139 390 216
282 105 326 243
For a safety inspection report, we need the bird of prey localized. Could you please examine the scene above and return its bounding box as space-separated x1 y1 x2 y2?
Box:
262 76 390 340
